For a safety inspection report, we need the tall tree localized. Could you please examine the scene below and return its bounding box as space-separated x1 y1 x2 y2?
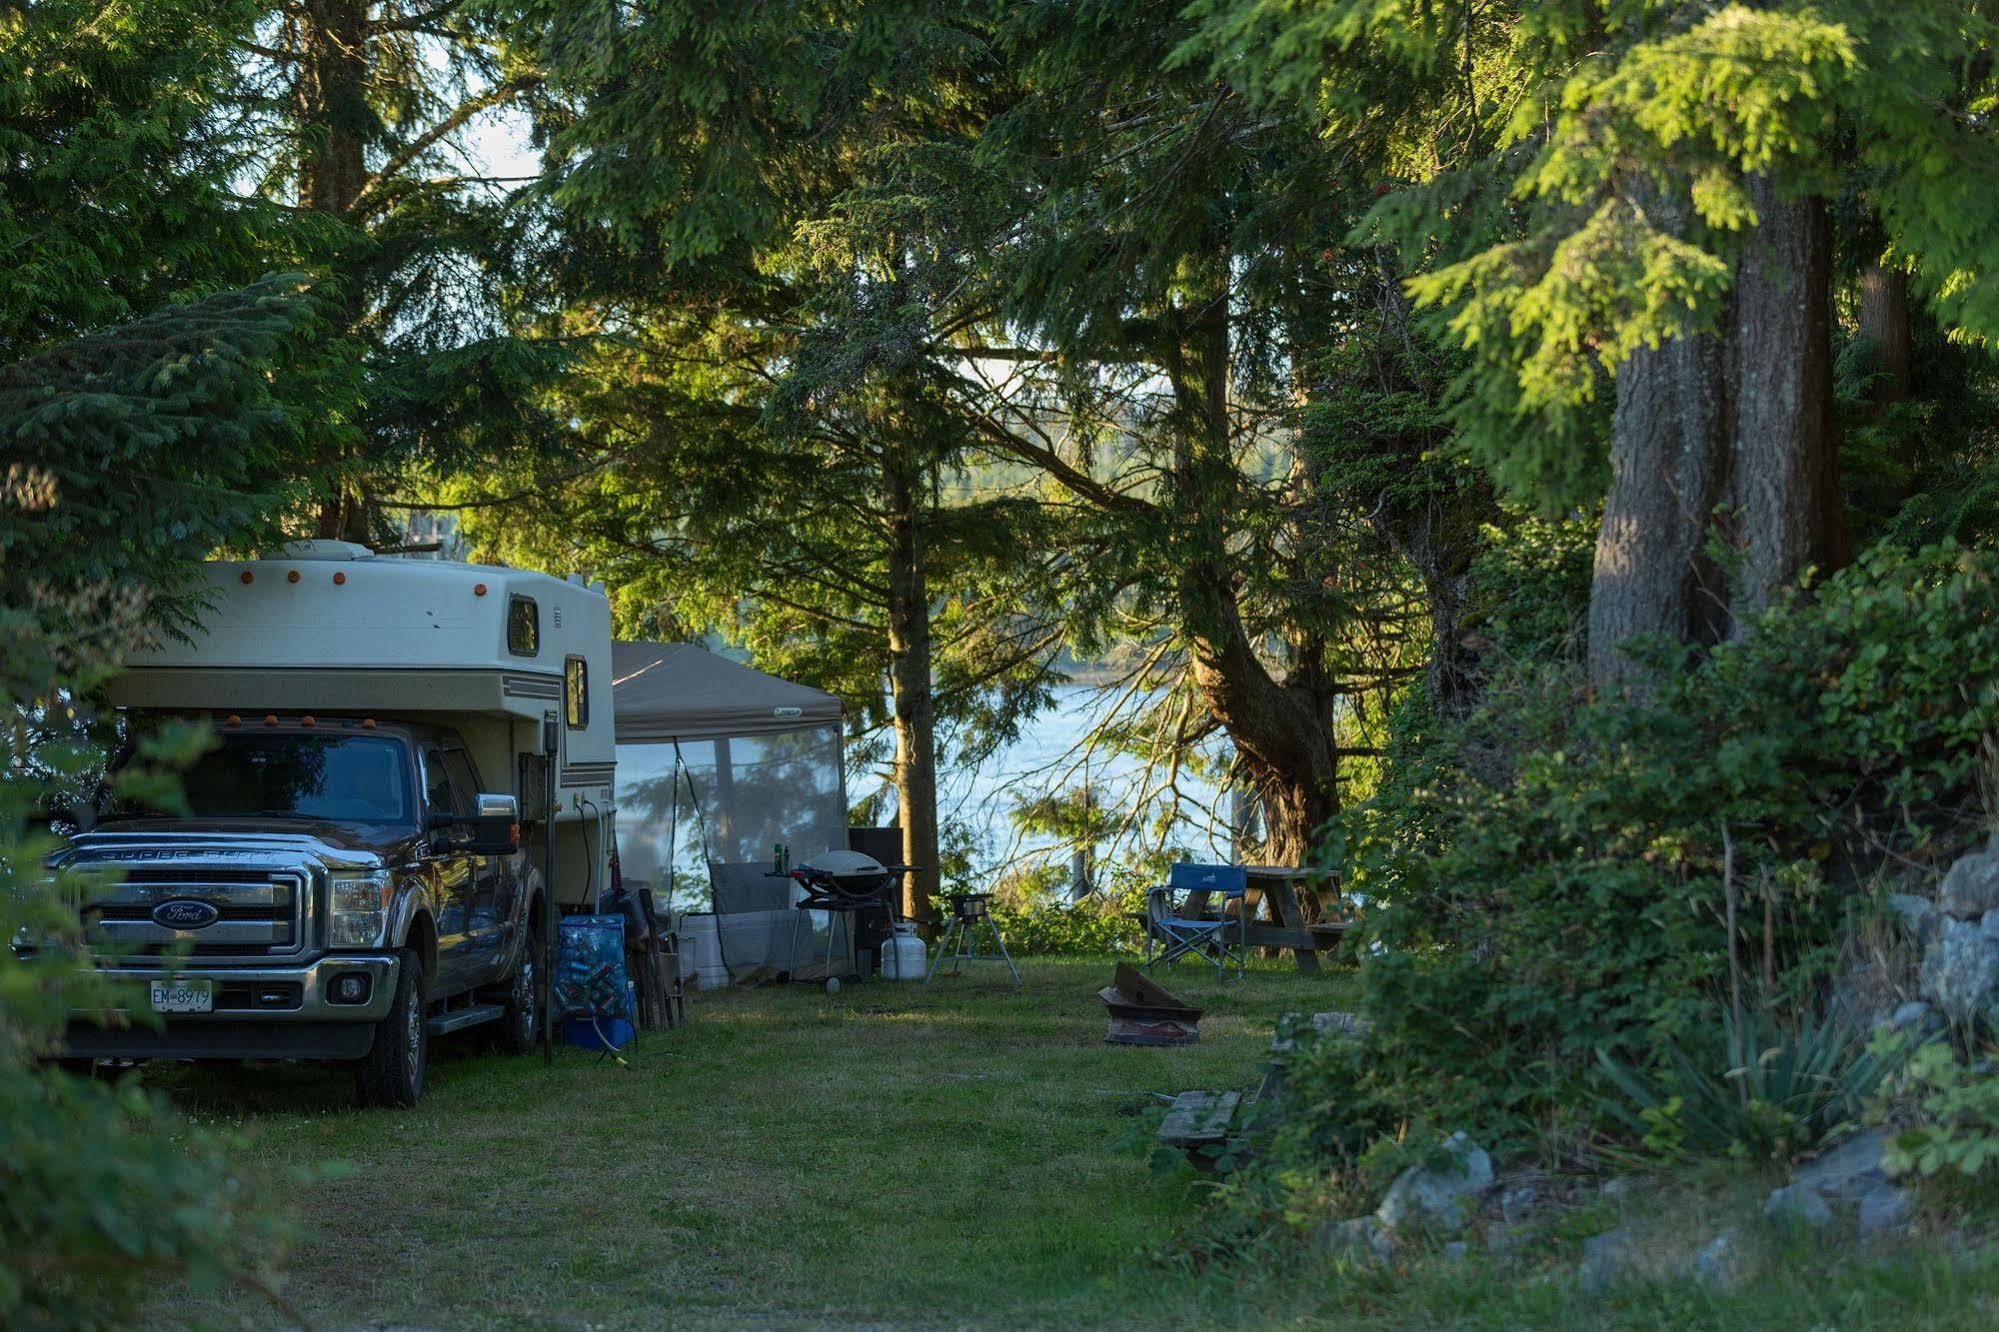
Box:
944 0 1435 863
235 0 561 540
473 1 1063 921
1198 0 1999 688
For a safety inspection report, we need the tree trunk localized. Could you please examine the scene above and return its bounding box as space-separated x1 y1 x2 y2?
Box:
297 0 371 542
1727 181 1848 627
1170 281 1341 868
883 447 940 928
1859 264 1913 405
1859 262 1916 496
1587 326 1731 691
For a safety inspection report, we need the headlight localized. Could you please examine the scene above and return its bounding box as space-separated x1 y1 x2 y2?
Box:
327 872 390 949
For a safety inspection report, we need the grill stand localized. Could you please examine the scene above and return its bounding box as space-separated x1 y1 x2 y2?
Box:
926 893 1020 988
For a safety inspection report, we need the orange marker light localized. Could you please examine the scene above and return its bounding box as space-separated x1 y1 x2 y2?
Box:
224 714 241 726
300 715 316 727
361 718 376 729
240 571 254 584
263 714 279 727
333 571 347 585
473 582 488 597
287 569 300 584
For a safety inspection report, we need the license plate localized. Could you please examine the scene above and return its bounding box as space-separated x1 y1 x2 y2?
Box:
149 979 213 1014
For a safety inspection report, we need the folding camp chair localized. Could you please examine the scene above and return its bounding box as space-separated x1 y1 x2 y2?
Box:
1142 863 1248 978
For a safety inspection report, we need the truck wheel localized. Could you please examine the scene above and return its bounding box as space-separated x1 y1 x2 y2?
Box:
498 926 543 1057
356 948 426 1108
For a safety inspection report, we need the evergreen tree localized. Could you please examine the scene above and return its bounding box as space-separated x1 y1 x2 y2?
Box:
0 0 282 359
233 0 566 540
469 1 1062 920
1193 0 1999 688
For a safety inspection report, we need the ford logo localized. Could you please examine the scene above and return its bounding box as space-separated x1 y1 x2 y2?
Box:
151 899 221 930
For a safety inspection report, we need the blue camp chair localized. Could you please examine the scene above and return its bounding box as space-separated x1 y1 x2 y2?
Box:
1143 863 1248 978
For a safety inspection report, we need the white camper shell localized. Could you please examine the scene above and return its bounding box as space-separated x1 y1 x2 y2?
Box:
110 540 616 905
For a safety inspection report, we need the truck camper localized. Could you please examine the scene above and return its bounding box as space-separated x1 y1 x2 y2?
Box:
55 541 615 1106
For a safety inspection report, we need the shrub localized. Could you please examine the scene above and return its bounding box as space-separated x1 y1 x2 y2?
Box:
1877 1040 1999 1183
1595 1006 1895 1167
1311 541 1999 1157
0 602 306 1326
987 864 1151 955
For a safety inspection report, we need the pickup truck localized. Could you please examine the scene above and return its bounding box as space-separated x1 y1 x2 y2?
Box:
58 715 543 1106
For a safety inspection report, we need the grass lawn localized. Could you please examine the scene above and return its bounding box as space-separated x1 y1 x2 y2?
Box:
150 956 1345 1330
143 956 1999 1330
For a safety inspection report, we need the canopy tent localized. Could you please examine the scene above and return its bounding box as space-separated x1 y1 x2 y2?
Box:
612 641 842 742
611 642 851 984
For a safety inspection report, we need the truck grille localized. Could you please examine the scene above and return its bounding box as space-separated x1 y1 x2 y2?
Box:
85 868 307 960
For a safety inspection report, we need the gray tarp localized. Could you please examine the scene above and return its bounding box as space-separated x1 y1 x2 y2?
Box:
611 641 842 742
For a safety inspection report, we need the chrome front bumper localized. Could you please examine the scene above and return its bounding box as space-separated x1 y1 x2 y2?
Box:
87 952 400 1023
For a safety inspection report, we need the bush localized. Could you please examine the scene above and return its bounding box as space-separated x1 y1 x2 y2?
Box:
1309 541 1999 1158
987 863 1150 955
0 600 306 1326
1596 1006 1894 1167
1877 1039 1999 1183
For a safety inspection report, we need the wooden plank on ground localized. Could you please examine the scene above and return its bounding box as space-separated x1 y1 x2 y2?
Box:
1113 962 1193 1011
1158 1090 1242 1147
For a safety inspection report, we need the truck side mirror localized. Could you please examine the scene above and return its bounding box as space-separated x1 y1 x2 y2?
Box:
461 793 520 857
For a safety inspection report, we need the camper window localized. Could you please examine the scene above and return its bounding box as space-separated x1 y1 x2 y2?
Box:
565 656 588 728
507 595 539 656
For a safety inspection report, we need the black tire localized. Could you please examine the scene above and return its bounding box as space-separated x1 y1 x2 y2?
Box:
498 923 543 1057
356 948 427 1108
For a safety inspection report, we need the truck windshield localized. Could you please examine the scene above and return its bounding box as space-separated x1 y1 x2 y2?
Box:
178 733 416 824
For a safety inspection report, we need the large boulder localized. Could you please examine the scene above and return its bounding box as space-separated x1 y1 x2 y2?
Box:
1375 1131 1494 1235
1793 1128 1892 1204
1579 1226 1636 1296
1765 1129 1914 1240
1940 849 1999 920
1888 893 1939 947
1316 1214 1394 1265
1921 916 1999 1024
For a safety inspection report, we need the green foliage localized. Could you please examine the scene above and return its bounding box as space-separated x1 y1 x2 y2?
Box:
1311 540 1999 1155
1595 1007 1892 1167
1186 0 1999 511
0 610 306 1328
0 277 321 627
1878 1040 1999 1183
989 872 1150 957
0 0 278 359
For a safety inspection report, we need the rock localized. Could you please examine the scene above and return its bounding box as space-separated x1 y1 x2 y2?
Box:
1310 1010 1372 1039
1579 1226 1634 1297
1985 908 1999 944
1793 1128 1891 1204
1764 1183 1833 1229
1441 1240 1470 1262
1921 916 1999 1025
1690 1228 1745 1290
1600 1175 1636 1200
1376 1132 1494 1235
1891 1000 1933 1030
1317 1214 1394 1265
1940 851 1999 920
1500 1183 1538 1224
1857 1185 1913 1237
1890 893 1940 946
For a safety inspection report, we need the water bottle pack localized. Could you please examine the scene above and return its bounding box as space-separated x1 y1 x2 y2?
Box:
552 914 629 1020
